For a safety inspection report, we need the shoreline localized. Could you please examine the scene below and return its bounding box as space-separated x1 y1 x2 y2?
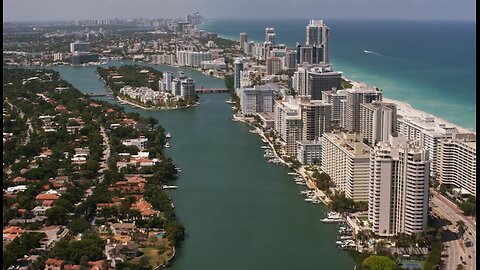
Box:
199 25 475 133
383 97 474 134
116 95 198 111
233 116 331 207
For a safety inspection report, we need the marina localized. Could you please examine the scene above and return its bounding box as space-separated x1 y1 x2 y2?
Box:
321 212 344 223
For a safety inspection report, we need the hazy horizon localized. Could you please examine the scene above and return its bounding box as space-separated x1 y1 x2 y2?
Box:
3 0 475 23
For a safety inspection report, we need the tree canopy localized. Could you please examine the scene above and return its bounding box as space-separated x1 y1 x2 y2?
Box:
361 255 396 270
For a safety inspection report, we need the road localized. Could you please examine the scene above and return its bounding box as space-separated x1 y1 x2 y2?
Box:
5 99 33 174
430 189 476 270
29 226 69 249
98 125 110 180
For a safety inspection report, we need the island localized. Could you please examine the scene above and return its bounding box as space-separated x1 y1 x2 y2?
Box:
97 65 199 110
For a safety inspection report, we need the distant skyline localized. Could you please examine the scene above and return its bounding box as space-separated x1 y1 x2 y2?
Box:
3 0 476 22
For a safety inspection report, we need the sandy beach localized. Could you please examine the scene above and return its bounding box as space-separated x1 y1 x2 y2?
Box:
383 97 475 134
348 79 475 134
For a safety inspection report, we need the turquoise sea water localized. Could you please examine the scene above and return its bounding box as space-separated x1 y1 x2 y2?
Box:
199 19 476 131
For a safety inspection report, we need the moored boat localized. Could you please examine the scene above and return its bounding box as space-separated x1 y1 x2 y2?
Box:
321 212 344 223
162 185 178 189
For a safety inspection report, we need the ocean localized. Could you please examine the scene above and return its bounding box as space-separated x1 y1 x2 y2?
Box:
199 19 476 131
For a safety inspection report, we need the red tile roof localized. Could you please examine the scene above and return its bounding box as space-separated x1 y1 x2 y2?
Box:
36 194 60 200
3 226 26 234
126 176 147 184
42 200 55 206
45 258 65 266
13 176 26 183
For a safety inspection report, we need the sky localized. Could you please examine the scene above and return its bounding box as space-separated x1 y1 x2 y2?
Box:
3 0 476 22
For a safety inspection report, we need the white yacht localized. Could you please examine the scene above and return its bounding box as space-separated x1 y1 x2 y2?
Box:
162 185 178 189
288 172 298 176
321 212 344 223
166 132 171 138
164 142 170 148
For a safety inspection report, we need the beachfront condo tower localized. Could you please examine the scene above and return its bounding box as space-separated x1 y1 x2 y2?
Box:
305 20 330 63
368 135 430 236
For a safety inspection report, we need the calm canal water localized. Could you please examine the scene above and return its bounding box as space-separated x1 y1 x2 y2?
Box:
51 61 355 270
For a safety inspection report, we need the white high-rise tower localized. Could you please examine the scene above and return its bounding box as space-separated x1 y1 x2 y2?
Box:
368 136 430 236
305 20 330 63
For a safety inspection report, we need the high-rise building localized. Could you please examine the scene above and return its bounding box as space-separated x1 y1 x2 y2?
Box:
293 64 342 100
345 86 383 132
265 27 275 43
53 52 66 61
240 85 275 116
239 70 252 89
321 132 371 201
266 57 282 75
71 53 99 65
176 22 190 33
245 41 254 55
360 101 397 146
437 133 476 196
284 51 297 70
297 45 324 65
266 33 276 45
176 50 212 67
297 140 322 165
160 71 174 92
186 12 203 26
70 42 90 53
270 49 287 58
305 19 330 63
171 78 181 96
369 136 430 236
180 78 195 99
274 97 303 156
396 115 458 177
298 46 313 65
240 32 248 50
234 58 244 89
298 96 332 141
322 88 348 126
